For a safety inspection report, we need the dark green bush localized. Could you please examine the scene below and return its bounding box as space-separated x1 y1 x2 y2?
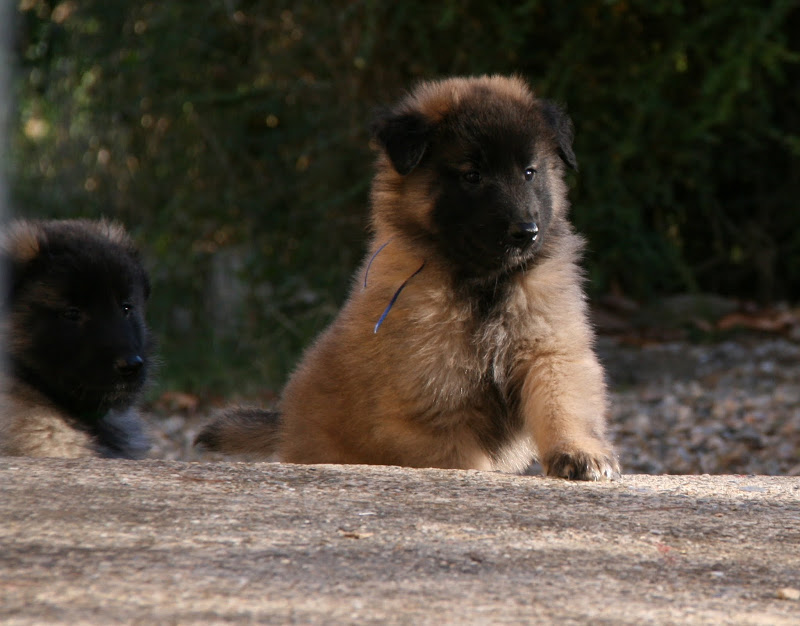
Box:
9 0 800 395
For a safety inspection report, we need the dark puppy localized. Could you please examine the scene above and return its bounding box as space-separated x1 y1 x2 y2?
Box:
0 219 152 458
199 75 619 479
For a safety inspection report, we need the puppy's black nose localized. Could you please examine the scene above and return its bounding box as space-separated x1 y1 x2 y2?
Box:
508 222 539 246
115 355 144 377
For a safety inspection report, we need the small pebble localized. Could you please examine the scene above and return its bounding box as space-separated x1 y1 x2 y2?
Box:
776 587 800 601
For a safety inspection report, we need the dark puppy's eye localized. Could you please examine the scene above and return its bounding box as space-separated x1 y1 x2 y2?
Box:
61 307 82 322
524 167 537 182
121 302 134 316
463 170 481 185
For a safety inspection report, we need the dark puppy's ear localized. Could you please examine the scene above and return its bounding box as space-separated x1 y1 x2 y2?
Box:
539 100 578 171
1 236 42 307
370 109 432 176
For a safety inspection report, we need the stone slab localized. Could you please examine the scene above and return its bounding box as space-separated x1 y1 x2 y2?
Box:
1 458 799 624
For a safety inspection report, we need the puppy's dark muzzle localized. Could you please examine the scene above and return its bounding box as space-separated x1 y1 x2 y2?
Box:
115 354 144 378
507 222 539 247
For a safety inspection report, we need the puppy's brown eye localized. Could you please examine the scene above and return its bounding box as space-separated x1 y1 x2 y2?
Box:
62 307 81 322
463 170 481 184
121 302 134 316
524 167 536 181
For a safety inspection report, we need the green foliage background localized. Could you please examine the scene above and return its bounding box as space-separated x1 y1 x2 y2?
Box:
9 0 800 396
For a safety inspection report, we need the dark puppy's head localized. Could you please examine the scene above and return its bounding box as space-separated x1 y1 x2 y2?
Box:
371 75 577 284
1 219 151 419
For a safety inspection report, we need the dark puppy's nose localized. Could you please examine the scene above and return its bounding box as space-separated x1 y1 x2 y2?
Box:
115 355 144 377
507 221 539 246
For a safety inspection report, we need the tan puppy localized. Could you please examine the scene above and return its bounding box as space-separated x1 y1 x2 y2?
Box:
199 75 619 479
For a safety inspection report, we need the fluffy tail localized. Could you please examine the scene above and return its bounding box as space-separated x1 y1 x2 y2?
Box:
195 407 281 457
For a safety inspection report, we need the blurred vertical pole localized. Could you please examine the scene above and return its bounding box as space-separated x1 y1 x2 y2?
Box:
0 0 9 221
0 0 10 379
0 0 13 219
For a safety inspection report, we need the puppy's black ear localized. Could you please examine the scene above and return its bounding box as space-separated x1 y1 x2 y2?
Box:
370 109 432 176
5 255 41 306
540 100 578 171
1 228 43 307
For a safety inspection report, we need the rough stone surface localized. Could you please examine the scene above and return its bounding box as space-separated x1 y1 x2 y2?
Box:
2 458 799 624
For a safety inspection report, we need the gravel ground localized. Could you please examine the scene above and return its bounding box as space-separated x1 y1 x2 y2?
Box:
146 336 800 476
599 336 800 476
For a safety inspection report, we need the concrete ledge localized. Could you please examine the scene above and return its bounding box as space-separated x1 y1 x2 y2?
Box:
1 458 799 624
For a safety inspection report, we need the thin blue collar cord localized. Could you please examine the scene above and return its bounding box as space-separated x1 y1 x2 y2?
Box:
373 261 426 334
364 239 392 288
363 239 425 333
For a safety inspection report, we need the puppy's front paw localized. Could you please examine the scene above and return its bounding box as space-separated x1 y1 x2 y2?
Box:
543 448 620 481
